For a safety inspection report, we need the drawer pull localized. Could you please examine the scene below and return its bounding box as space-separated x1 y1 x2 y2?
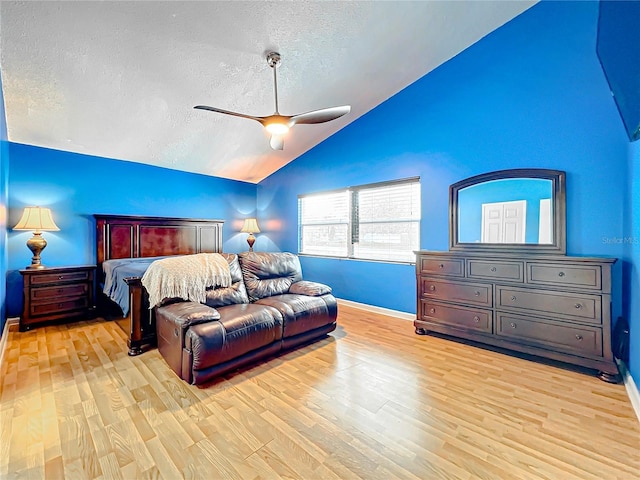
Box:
473 316 480 323
510 322 517 329
575 303 582 309
511 296 517 301
58 275 64 280
58 289 64 294
558 272 565 277
474 291 481 297
58 303 64 308
429 285 436 291
575 334 583 341
439 264 444 269
490 267 497 272
430 308 436 314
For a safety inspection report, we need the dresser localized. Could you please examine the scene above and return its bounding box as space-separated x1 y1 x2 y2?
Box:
415 251 619 382
20 265 96 331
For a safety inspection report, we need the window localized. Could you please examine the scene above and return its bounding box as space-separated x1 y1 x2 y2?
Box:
298 178 420 262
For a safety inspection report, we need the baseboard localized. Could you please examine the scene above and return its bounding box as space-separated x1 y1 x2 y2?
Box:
0 317 19 372
336 298 415 321
617 359 640 424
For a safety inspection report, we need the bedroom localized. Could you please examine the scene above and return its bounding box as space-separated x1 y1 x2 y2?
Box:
1 0 639 478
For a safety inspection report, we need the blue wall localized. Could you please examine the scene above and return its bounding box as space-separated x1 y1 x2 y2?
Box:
0 69 8 334
596 0 640 400
624 135 640 385
6 143 257 317
258 2 629 318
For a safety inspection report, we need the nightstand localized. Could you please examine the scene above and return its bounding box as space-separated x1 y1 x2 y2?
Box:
20 265 96 331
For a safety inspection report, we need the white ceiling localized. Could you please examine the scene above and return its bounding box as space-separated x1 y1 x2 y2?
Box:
0 1 536 184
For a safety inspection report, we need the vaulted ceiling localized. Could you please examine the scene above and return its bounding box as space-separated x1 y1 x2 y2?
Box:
0 1 536 183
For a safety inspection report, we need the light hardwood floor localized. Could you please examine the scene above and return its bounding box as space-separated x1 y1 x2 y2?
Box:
1 304 639 479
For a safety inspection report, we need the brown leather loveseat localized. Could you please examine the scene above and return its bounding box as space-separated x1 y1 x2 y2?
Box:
155 251 337 385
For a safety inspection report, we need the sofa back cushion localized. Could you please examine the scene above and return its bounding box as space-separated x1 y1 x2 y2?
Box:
204 253 249 307
239 252 303 301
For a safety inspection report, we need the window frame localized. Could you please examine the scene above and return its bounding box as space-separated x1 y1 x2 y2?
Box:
298 177 420 264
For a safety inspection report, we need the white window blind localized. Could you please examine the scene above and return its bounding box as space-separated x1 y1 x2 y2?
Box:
298 178 420 262
298 190 350 257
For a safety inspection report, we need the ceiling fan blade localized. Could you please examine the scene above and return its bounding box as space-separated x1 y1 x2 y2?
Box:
270 135 284 150
290 105 351 125
194 105 264 123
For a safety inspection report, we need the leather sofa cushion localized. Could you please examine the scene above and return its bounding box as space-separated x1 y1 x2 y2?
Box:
205 253 249 307
289 280 332 296
239 252 303 301
186 303 283 370
255 293 337 338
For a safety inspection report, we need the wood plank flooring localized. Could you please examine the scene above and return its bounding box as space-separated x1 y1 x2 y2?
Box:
1 304 639 479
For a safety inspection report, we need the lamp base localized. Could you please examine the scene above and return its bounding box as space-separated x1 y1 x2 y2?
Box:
246 233 256 252
26 232 48 269
26 264 47 270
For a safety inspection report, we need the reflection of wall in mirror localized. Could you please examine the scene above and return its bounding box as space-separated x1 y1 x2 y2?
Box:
458 178 552 244
538 198 552 244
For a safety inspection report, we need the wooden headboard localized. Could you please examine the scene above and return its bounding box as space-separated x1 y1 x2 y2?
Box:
94 214 224 356
94 214 224 278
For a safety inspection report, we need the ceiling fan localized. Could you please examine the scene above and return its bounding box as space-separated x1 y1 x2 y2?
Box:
194 52 351 150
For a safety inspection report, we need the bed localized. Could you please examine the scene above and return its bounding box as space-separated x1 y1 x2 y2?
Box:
94 214 224 355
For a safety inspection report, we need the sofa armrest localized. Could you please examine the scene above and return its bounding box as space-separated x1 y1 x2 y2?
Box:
156 301 220 383
156 301 221 329
289 280 332 297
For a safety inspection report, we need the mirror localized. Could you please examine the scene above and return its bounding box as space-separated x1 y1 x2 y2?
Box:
450 169 566 254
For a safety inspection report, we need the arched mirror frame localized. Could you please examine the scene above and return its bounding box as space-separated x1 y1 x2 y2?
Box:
449 168 566 255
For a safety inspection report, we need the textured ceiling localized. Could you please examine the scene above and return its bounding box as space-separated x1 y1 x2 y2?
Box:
0 1 536 183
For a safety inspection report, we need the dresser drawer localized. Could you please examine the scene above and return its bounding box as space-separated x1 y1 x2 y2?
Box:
418 256 464 277
420 300 492 333
496 313 603 357
496 286 602 324
28 270 91 286
31 283 89 303
467 260 524 282
527 263 602 290
29 297 90 317
420 278 492 307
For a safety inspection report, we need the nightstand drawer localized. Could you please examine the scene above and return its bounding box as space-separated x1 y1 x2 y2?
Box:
30 297 90 317
28 270 91 285
31 283 89 302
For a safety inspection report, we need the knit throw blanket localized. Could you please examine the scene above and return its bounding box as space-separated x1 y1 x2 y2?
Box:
141 253 232 308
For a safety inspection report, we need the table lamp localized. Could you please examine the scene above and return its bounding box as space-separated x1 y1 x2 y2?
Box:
13 206 60 269
240 218 260 252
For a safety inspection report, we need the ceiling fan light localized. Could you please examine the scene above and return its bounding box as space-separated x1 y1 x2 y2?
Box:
265 122 289 135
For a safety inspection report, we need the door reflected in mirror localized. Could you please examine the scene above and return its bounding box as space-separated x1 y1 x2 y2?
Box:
458 178 554 245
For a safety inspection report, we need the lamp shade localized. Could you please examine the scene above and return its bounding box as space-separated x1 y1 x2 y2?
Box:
240 218 260 234
13 207 60 232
